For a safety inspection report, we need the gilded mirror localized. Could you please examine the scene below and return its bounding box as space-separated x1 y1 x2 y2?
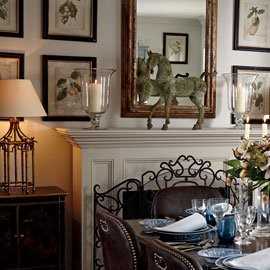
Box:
121 0 217 119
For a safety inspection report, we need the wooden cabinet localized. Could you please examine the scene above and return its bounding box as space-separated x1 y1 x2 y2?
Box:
0 187 67 270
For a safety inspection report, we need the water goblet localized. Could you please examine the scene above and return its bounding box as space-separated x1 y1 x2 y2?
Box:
207 198 230 226
191 199 207 214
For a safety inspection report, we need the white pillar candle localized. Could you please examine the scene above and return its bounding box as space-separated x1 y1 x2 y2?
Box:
235 84 246 113
262 115 269 137
244 116 250 140
89 80 103 113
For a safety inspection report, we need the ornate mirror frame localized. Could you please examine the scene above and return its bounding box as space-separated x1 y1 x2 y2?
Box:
121 0 217 118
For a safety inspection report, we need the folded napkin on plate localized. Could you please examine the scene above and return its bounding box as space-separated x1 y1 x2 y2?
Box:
229 248 270 270
155 213 207 233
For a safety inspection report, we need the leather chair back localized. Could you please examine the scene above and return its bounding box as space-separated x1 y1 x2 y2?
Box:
152 186 223 218
144 239 203 270
96 209 141 270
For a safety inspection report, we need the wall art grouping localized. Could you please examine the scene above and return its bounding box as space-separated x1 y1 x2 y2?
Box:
0 0 98 42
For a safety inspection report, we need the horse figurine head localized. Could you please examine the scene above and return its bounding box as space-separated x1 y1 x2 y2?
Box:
147 51 173 80
147 51 162 74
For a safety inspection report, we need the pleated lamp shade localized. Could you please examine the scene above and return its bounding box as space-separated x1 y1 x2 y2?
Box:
0 80 46 117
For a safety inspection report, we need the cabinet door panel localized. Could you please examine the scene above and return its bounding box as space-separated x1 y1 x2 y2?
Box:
0 206 17 268
19 203 64 269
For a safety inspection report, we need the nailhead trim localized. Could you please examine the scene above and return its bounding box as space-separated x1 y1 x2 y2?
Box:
152 241 198 270
100 212 138 270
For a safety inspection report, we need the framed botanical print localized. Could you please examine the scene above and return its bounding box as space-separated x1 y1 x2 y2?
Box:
0 0 23 37
0 52 24 121
234 0 270 52
43 0 97 42
163 33 189 64
42 55 97 121
232 65 270 123
0 52 24 79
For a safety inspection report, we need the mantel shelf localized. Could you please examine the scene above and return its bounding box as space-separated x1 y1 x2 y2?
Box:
56 128 266 148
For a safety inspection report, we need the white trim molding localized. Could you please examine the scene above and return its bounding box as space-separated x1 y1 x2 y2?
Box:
56 128 264 270
56 127 263 148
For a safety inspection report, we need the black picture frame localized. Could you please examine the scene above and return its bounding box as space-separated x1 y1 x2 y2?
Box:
42 0 97 42
233 0 270 52
0 52 24 121
163 32 189 64
0 52 24 78
232 65 270 124
0 0 24 38
42 55 97 121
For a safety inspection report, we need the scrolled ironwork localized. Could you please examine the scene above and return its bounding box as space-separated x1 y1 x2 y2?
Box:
93 154 235 269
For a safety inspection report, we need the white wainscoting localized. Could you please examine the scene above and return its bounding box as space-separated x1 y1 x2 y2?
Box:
57 128 262 270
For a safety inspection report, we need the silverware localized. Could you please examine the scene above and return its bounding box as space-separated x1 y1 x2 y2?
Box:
176 240 215 252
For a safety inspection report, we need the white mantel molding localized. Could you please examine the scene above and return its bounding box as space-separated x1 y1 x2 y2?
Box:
56 127 264 148
56 127 267 270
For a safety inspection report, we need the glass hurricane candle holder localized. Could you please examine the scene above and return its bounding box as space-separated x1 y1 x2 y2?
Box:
78 68 116 129
223 73 257 129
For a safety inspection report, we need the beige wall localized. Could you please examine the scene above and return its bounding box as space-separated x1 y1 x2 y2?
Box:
1 0 270 268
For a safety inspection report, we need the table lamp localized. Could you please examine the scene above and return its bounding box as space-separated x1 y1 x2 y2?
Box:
0 80 46 193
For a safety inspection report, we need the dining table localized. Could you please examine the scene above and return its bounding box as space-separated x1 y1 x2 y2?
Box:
127 219 270 270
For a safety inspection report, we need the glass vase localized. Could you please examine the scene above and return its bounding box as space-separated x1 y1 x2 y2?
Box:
237 178 252 211
253 183 270 237
223 73 257 129
78 68 116 129
234 178 253 245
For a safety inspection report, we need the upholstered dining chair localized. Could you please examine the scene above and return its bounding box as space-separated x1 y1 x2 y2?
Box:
151 186 224 219
96 208 142 270
143 239 203 270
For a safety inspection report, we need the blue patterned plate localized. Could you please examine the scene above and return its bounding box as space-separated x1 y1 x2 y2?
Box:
139 219 174 233
198 248 241 259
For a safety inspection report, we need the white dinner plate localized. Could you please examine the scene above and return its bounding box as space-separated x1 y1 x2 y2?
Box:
215 255 256 270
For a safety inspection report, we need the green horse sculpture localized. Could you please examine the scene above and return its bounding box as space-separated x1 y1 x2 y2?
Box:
136 51 207 130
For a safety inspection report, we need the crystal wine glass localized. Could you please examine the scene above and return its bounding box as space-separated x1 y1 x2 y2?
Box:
191 199 207 214
208 198 230 226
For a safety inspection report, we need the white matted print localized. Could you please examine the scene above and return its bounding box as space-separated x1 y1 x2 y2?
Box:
43 0 97 42
0 53 24 79
0 0 23 37
42 55 96 121
163 33 188 64
234 0 270 51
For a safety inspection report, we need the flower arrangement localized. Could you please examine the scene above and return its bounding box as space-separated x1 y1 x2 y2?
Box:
226 137 270 191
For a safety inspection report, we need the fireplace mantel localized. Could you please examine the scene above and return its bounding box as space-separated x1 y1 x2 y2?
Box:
56 128 262 148
56 127 264 270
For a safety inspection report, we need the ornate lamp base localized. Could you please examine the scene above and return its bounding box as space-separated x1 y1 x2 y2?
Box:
0 118 36 194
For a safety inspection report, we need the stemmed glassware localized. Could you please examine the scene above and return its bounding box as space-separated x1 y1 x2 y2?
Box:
191 199 207 214
208 198 230 226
